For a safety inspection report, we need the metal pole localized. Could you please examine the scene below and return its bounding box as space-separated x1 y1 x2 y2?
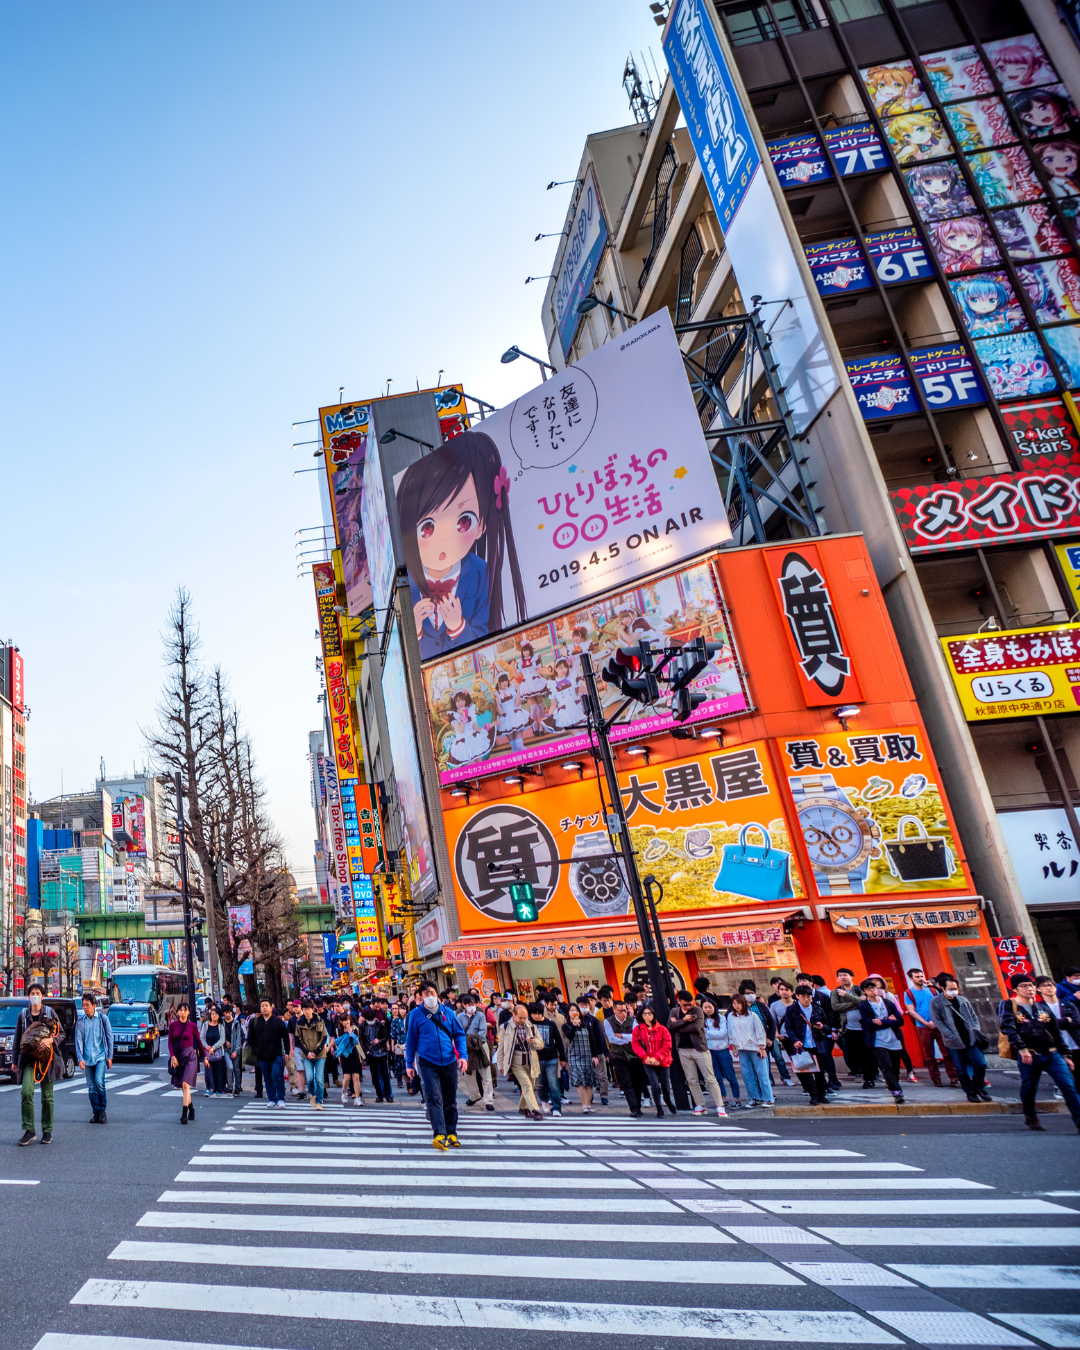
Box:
579 654 671 1030
174 772 197 1012
1034 716 1080 856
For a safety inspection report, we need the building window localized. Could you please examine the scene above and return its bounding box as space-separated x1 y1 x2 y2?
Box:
720 0 822 46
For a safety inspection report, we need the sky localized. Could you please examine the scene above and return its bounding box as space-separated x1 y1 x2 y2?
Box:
0 0 665 876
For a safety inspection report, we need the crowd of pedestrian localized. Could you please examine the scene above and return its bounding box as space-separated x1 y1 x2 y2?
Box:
16 961 1080 1146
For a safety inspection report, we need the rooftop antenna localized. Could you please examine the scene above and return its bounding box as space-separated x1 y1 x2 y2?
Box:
100 756 105 783
623 54 658 125
385 378 392 397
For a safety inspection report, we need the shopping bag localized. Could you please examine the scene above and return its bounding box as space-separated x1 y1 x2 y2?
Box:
883 815 955 882
790 1050 816 1072
714 823 794 901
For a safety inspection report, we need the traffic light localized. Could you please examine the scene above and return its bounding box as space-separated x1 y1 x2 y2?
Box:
601 641 659 704
509 881 538 923
668 638 720 723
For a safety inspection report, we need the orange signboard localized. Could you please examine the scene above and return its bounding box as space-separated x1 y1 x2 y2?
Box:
779 726 972 897
765 542 864 708
444 740 805 934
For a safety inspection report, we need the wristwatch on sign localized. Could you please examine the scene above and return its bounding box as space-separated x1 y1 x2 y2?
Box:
789 772 880 896
568 831 631 918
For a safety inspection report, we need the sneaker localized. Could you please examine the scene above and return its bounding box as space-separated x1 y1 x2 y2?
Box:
310 1096 317 1108
354 1095 364 1106
691 1105 705 1115
781 1079 795 1087
432 1134 449 1150
41 1132 52 1144
215 1093 224 1098
907 1072 919 1084
341 1094 348 1107
18 1131 35 1146
446 1133 461 1147
977 1089 993 1102
314 1102 323 1111
551 1109 562 1117
264 1101 275 1109
892 1091 905 1104
716 1106 728 1118
204 1090 212 1097
600 1098 608 1106
276 1100 286 1110
540 1101 552 1114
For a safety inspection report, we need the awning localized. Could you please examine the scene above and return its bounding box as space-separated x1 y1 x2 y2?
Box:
443 906 808 966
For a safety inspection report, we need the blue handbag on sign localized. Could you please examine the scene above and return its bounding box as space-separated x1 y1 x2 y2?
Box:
714 823 795 902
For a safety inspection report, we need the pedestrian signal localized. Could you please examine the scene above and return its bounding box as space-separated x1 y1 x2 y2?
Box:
509 881 538 923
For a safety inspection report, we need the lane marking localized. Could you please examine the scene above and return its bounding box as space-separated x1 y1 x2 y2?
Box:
156 1188 679 1213
889 1265 1080 1289
182 1155 610 1171
991 1315 1080 1347
172 1170 640 1190
69 1279 900 1340
711 1178 987 1191
118 1082 169 1097
813 1225 1080 1244
864 1309 1034 1346
762 1199 1075 1215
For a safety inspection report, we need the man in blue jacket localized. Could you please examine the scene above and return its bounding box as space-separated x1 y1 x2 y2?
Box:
405 980 468 1149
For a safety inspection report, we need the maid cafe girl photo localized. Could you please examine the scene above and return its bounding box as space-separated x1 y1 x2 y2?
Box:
396 430 526 661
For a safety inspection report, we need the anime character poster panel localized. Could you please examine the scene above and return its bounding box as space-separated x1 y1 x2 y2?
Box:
1009 86 1080 141
929 214 1002 273
968 147 1043 206
1045 324 1080 387
422 557 748 786
1016 258 1080 323
904 160 975 222
972 330 1057 400
949 271 1025 338
943 98 1016 154
860 60 928 118
920 45 992 103
319 401 374 618
361 423 396 619
381 625 438 905
991 204 1070 262
1035 140 1080 198
883 109 952 164
392 308 729 663
984 33 1056 92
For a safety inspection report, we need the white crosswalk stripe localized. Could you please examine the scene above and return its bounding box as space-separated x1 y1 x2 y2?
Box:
33 1097 1080 1350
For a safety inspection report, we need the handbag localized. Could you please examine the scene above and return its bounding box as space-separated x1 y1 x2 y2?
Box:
242 1042 257 1066
884 815 955 882
997 999 1018 1060
714 823 794 901
790 1050 816 1072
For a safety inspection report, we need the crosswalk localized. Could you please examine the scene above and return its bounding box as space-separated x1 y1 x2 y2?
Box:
32 1098 1080 1349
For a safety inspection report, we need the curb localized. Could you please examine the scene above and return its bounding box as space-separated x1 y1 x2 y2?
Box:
772 1100 1067 1117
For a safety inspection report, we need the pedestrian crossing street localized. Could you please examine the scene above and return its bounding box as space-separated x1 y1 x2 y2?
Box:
32 1099 1080 1349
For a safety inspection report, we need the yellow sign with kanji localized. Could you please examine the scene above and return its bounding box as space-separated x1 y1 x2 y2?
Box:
940 623 1080 722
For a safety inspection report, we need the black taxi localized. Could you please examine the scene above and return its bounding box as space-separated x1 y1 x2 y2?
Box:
106 1002 161 1062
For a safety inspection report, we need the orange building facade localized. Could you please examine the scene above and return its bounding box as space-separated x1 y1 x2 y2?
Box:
434 535 1005 1046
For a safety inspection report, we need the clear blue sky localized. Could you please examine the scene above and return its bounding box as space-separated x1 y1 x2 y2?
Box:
1 1 663 875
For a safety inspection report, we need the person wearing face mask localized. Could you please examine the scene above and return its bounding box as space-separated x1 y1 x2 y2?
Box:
404 981 468 1149
1057 966 1080 1007
927 973 991 1102
14 984 65 1146
360 1004 393 1103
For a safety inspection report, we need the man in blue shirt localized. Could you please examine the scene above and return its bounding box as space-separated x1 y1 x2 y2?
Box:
404 980 467 1150
903 968 959 1088
75 993 114 1124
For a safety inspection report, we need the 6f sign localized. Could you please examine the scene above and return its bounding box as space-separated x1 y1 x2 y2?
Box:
768 547 863 707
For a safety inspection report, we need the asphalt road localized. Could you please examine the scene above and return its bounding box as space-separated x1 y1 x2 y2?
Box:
3 1064 1079 1350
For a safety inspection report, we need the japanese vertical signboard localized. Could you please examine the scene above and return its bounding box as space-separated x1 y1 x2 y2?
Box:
940 623 1080 720
322 751 354 917
313 562 359 784
319 401 374 618
766 545 863 706
353 873 380 955
553 165 609 359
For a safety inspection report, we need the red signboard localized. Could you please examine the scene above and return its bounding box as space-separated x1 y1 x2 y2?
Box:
1001 398 1080 471
993 935 1034 982
891 469 1080 555
9 650 24 713
765 543 863 706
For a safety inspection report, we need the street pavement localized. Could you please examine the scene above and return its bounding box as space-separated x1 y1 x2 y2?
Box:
2 1064 1079 1350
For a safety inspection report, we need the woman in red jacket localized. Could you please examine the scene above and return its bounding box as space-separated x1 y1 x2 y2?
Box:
632 1005 676 1118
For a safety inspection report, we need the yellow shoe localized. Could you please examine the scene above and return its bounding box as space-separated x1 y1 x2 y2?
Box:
446 1133 460 1147
432 1134 449 1151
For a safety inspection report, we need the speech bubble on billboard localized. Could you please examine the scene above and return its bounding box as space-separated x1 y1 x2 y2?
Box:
509 368 598 470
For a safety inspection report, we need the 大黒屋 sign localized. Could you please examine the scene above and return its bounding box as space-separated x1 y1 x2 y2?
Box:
941 623 1080 721
829 903 980 934
892 469 1080 554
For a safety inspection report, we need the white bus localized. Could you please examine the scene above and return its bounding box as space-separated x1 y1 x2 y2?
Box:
108 964 189 1029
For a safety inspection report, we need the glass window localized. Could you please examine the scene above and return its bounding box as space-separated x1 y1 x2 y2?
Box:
107 1008 153 1029
830 0 883 18
0 1005 23 1028
112 974 156 1004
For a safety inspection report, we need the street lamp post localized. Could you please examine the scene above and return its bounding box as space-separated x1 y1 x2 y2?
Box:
500 345 557 380
378 428 434 453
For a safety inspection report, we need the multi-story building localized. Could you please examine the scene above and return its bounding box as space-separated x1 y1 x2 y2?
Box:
0 643 27 991
538 0 1080 976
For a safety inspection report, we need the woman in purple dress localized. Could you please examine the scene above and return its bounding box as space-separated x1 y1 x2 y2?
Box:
168 1002 205 1124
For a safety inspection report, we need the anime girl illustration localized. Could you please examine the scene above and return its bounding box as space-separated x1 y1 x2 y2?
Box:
921 45 991 103
1010 87 1078 140
862 63 926 117
1017 262 1069 322
493 671 529 753
991 205 1067 260
1035 140 1080 197
985 34 1055 91
550 659 582 731
904 160 975 221
446 690 492 766
930 215 1002 272
884 110 952 163
949 272 1023 336
396 430 526 661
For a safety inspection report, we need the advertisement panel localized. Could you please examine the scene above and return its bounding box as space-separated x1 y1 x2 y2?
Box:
319 400 375 617
353 873 380 955
997 807 1080 907
846 344 987 420
779 727 972 897
313 561 360 783
9 649 23 713
381 625 438 905
422 556 747 785
804 228 934 297
553 166 609 359
361 426 397 621
765 124 889 186
227 905 252 965
322 752 354 915
391 309 728 661
355 783 385 874
664 0 839 432
940 622 1080 720
1002 398 1080 469
1056 542 1080 611
446 740 805 934
766 544 863 707
891 469 1080 553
